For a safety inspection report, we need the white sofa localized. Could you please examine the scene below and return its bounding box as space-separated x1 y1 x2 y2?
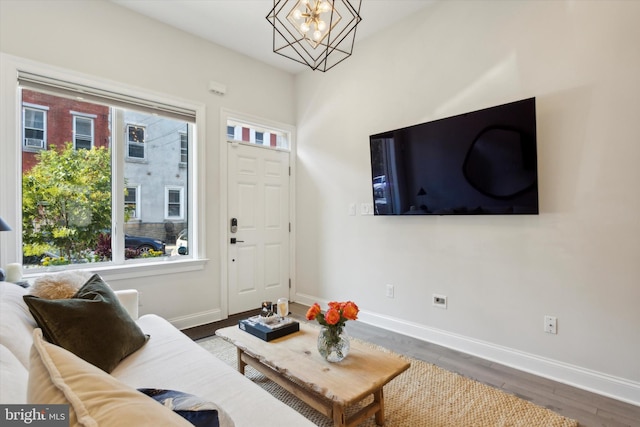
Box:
0 280 316 427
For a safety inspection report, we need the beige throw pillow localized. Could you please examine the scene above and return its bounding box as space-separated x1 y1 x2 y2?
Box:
29 270 94 299
28 328 192 427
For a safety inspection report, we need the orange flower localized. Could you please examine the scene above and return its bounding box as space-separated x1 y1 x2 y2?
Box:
306 303 321 321
324 307 341 325
328 301 341 310
342 301 359 321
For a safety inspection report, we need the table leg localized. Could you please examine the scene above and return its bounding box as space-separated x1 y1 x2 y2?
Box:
374 388 384 426
237 348 246 374
333 402 346 427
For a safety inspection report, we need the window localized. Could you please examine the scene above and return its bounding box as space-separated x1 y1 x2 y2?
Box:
125 186 140 219
180 132 188 166
73 115 94 150
165 187 183 219
12 68 197 271
23 105 47 150
127 125 145 159
226 125 235 140
226 119 288 149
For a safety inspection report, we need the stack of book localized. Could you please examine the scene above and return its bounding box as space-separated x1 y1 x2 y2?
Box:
239 315 300 341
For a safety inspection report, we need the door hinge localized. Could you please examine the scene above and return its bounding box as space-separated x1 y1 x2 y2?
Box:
289 278 291 289
289 166 291 176
289 222 291 232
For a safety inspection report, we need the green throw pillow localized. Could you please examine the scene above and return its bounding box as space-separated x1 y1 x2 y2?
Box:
23 274 149 373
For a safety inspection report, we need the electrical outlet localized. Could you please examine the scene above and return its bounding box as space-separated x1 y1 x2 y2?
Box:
433 294 447 309
360 202 374 215
386 284 394 298
544 315 557 334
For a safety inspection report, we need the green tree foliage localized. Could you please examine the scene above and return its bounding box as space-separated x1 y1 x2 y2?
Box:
22 143 111 261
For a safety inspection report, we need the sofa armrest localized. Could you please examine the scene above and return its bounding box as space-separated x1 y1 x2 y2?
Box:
114 289 139 320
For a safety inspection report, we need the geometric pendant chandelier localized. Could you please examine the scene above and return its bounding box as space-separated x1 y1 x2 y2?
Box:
267 0 363 72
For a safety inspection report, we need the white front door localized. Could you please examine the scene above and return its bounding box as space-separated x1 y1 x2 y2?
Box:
227 142 290 315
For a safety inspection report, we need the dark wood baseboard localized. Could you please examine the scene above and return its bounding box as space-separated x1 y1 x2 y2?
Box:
181 308 260 341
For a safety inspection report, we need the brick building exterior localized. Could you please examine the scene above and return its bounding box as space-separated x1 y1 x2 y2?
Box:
21 89 110 171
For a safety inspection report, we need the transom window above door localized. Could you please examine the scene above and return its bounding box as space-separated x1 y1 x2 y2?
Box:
226 119 289 150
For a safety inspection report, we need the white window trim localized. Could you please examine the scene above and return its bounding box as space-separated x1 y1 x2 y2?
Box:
165 186 184 220
0 53 207 278
70 111 97 119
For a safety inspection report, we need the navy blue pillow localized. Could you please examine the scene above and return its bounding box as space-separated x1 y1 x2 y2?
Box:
138 388 219 427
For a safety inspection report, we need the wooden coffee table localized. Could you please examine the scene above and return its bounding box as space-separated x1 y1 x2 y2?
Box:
216 322 410 427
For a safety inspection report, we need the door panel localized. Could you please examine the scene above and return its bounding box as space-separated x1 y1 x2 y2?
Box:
228 143 290 314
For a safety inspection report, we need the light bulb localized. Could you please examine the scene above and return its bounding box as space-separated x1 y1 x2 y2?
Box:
300 22 310 33
319 1 331 12
317 20 326 31
301 0 309 4
313 30 322 41
293 9 302 20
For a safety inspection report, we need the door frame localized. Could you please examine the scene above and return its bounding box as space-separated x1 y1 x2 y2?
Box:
219 108 296 319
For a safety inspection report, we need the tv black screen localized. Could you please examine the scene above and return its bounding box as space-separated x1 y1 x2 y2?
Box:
369 98 538 215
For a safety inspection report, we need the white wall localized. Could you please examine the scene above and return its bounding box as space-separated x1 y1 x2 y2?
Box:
294 0 640 404
0 0 295 325
1 0 638 406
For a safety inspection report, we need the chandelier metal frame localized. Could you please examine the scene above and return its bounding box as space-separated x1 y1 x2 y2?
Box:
267 0 363 72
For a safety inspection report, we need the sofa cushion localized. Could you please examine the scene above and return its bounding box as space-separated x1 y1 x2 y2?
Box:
0 343 28 403
114 314 314 427
0 282 36 368
23 274 148 372
28 328 192 427
138 388 225 427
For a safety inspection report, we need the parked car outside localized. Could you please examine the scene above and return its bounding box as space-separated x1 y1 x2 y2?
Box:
22 233 165 267
171 229 188 255
373 175 387 199
125 234 165 254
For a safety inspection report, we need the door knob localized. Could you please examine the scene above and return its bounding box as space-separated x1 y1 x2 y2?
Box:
230 238 245 244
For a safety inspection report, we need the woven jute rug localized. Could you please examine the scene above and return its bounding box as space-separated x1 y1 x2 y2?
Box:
198 336 578 427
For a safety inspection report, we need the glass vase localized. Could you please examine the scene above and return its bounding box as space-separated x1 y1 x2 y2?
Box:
317 326 350 362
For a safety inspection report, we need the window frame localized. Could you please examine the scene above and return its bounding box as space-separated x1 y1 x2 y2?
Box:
0 53 207 279
72 113 95 150
125 185 141 220
126 123 146 160
165 186 184 220
226 119 289 149
179 131 188 167
22 104 48 151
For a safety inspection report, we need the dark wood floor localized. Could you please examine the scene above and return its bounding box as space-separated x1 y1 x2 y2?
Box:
182 303 640 427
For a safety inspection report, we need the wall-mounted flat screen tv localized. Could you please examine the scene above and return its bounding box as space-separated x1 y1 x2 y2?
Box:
369 97 538 215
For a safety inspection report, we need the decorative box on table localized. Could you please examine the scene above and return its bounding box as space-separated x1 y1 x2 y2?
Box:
239 316 299 342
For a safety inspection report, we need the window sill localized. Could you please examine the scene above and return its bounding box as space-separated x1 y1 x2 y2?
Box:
23 257 208 283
